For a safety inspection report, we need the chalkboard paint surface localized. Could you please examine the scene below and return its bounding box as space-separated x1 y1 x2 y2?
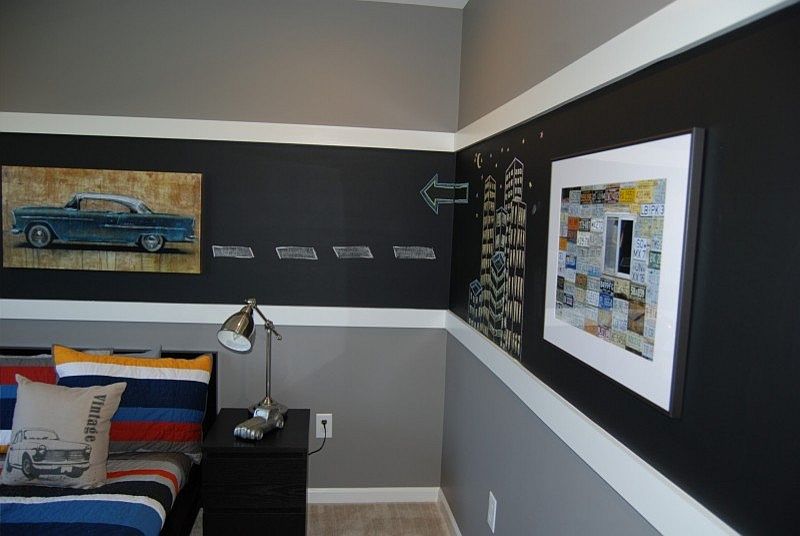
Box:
450 7 800 534
0 135 455 308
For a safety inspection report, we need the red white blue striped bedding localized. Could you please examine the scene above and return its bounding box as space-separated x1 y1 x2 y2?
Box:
0 452 192 535
53 346 212 462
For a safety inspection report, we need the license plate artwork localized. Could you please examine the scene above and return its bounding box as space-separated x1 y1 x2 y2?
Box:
554 178 666 360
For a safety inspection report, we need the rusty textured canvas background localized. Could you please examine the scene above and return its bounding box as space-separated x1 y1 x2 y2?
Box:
2 166 202 273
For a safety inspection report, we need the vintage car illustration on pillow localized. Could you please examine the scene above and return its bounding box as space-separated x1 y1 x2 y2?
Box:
10 192 196 253
4 428 91 479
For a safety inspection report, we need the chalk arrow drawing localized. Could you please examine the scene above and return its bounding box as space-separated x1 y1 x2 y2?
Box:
420 174 469 214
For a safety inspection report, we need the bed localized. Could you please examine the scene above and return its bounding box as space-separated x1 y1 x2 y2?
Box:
0 348 217 536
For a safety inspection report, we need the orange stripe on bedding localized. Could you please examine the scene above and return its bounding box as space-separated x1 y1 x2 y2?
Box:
106 469 179 490
53 345 212 372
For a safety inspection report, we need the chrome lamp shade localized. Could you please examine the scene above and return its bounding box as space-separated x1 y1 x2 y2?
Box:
217 307 256 352
217 298 287 440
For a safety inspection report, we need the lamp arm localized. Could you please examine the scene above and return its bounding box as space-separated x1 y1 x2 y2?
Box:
252 304 282 340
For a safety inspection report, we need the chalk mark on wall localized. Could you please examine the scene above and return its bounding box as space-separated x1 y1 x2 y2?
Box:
276 246 318 260
393 246 436 260
212 245 254 259
420 174 469 214
333 246 374 259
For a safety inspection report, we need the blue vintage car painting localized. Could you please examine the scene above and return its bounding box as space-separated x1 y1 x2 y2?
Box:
10 192 196 253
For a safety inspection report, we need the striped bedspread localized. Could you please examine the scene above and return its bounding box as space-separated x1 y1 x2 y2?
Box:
0 452 192 535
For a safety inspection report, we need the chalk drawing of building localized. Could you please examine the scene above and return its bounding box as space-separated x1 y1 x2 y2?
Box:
503 199 526 358
489 251 507 344
502 159 526 358
479 176 496 338
469 158 528 360
504 158 524 206
468 279 483 329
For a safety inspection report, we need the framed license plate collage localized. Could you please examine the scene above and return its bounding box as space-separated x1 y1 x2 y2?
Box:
544 130 704 416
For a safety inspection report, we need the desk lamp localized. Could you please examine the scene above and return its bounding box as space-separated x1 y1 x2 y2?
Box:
217 298 287 440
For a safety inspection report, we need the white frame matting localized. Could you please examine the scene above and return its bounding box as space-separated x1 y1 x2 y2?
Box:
544 130 704 416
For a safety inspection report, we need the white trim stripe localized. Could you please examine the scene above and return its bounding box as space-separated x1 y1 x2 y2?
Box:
0 299 447 329
454 0 792 150
445 312 735 535
0 112 455 152
307 487 440 504
55 362 211 383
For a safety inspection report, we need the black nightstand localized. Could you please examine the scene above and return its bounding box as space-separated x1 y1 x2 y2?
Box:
201 408 310 535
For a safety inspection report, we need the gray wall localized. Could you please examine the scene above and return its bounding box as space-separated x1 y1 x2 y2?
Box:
0 319 446 487
441 334 657 535
457 0 673 127
0 0 462 132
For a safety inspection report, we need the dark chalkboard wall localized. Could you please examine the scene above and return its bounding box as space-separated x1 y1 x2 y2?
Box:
450 7 799 534
0 136 455 308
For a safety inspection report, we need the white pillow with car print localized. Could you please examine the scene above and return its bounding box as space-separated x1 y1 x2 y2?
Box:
1 374 125 489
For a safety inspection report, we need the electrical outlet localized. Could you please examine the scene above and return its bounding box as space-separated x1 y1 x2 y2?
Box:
487 491 497 533
315 413 332 439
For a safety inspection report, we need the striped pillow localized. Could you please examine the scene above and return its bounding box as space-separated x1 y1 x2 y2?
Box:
0 355 56 453
53 345 212 462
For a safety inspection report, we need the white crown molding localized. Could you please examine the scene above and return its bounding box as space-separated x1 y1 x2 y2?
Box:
454 0 793 151
307 487 441 503
445 312 735 535
0 112 455 152
0 299 447 329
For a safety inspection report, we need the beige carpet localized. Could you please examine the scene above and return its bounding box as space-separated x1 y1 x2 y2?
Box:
308 503 450 535
191 503 451 535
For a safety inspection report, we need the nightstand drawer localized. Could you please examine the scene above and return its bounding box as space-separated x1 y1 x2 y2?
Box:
203 454 307 486
203 511 305 535
203 482 307 511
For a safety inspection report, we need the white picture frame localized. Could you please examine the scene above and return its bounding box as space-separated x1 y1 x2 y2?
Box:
544 130 704 416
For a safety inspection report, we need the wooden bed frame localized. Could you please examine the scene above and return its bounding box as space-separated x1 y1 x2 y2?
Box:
0 346 218 536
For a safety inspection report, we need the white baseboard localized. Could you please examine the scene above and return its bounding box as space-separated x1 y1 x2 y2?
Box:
438 488 463 536
307 487 440 504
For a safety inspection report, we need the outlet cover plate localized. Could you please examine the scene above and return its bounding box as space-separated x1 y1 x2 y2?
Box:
316 413 332 439
487 490 497 533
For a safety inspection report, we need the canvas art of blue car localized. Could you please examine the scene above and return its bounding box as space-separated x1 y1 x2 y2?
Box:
10 192 196 253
